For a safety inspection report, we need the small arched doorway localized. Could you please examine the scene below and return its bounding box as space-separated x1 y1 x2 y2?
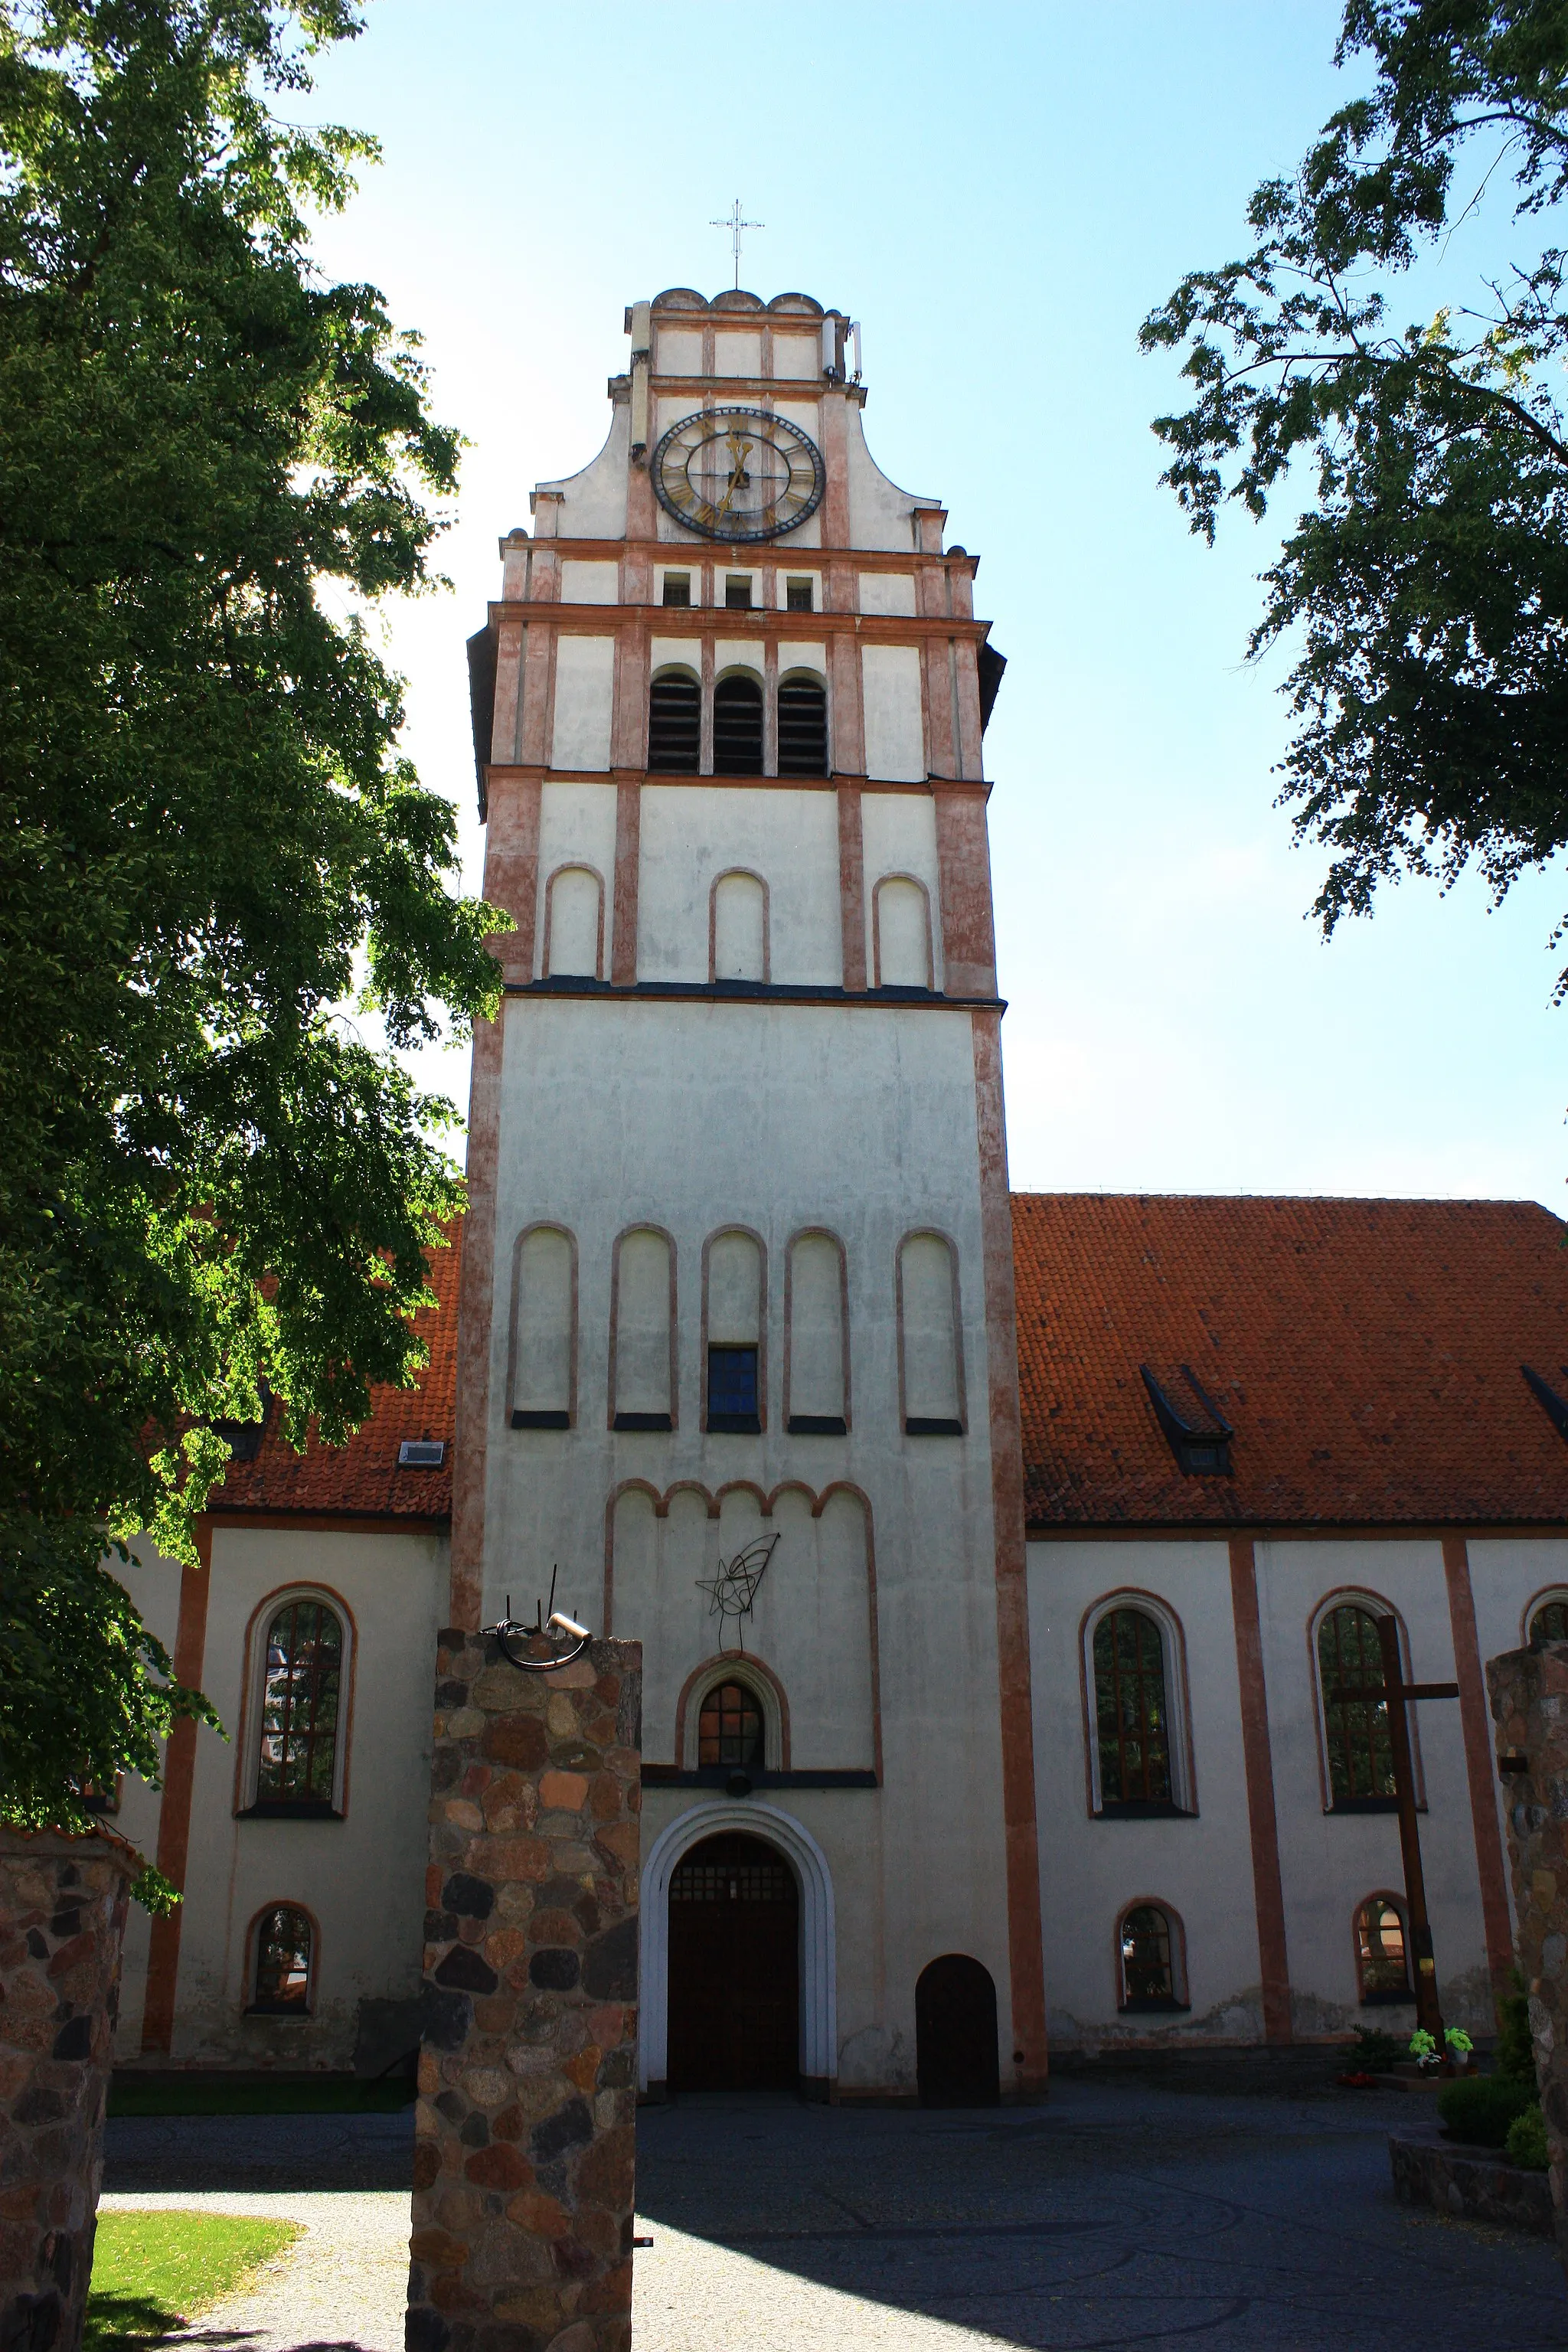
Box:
916 1954 1000 2106
666 1831 799 2091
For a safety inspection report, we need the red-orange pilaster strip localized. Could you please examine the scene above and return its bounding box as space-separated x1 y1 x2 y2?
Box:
1441 1534 1516 2004
1227 1535 1293 2045
972 1011 1048 2092
139 1517 214 2054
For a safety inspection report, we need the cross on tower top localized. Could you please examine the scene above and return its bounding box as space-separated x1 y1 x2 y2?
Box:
710 198 763 290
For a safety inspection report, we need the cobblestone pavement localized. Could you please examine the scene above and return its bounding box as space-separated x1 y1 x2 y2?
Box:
100 2079 1568 2350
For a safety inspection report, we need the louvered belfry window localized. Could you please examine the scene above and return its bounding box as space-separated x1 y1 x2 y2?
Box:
777 675 828 776
648 671 700 771
1093 1607 1172 1807
713 674 763 776
1318 1604 1396 1805
257 1599 342 1806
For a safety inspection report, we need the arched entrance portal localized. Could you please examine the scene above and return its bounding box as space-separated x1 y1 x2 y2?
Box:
666 1832 800 2091
916 1954 1000 2106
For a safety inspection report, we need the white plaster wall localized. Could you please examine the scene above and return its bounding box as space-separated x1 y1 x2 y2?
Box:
860 573 917 618
485 992 1009 2090
845 403 933 551
714 635 764 681
861 646 926 784
861 792 942 982
1469 1536 1568 1663
535 782 618 978
535 405 629 539
1027 1538 1266 2048
1255 1537 1491 2035
637 786 841 985
773 335 821 381
550 637 616 773
714 331 762 377
560 560 619 606
118 1525 446 2068
657 330 702 374
779 639 826 680
648 635 697 681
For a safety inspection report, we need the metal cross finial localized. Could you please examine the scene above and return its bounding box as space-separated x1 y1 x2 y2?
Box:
710 198 763 290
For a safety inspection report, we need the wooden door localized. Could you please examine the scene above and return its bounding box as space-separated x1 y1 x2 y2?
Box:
666 1832 799 2091
916 1952 1000 2105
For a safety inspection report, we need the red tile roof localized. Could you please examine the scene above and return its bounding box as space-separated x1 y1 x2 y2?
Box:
209 1223 462 1522
1012 1194 1568 1530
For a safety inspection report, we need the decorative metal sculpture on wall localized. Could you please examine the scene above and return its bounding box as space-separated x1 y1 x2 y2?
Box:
696 1533 779 1652
484 1566 592 1672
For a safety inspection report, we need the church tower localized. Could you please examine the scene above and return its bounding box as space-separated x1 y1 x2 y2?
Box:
457 285 1047 2100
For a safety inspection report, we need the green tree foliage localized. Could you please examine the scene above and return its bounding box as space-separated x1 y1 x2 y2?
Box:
1141 2 1568 980
0 0 508 1876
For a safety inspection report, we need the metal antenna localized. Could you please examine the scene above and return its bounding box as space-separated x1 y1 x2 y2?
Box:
710 198 763 290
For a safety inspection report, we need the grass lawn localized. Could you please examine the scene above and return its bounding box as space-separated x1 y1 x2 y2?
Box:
84 2210 302 2347
109 2073 413 2116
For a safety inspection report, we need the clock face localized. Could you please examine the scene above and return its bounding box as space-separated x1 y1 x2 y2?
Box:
651 406 825 543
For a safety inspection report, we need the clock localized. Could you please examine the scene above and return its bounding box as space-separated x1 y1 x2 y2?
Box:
651 405 825 543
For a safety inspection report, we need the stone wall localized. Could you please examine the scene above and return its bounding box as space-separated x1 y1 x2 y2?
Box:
407 1633 642 2352
1486 1639 1568 2274
0 1828 136 2352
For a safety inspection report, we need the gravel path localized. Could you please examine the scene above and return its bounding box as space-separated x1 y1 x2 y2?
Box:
96 2190 410 2352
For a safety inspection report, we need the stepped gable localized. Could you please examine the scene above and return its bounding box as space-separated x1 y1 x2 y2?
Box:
1012 1192 1568 1530
210 1219 462 1521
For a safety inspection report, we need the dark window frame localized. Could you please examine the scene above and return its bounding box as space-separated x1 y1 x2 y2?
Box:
1093 1606 1175 1812
707 1343 760 1434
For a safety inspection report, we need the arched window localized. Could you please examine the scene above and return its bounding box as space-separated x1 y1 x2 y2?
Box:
1530 1595 1568 1648
1094 1608 1171 1809
544 865 602 978
714 672 763 776
1318 1602 1396 1808
250 1904 312 2014
704 1227 765 1432
256 1600 343 1811
874 875 933 988
777 672 828 776
897 1231 963 1435
1355 1896 1413 2004
698 1681 765 1769
711 871 768 982
1119 1902 1185 2011
648 668 700 771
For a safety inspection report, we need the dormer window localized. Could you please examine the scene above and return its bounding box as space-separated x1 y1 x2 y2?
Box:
1524 1364 1568 1442
1140 1364 1233 1478
662 573 691 608
724 575 753 610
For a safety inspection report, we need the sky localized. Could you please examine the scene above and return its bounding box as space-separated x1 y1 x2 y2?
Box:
292 0 1568 1213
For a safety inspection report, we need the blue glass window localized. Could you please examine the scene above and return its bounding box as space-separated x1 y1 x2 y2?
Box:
707 1344 760 1431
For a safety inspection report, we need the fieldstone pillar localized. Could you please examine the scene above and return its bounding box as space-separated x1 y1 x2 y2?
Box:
407 1633 642 2352
1487 1639 1568 2273
0 1828 137 2352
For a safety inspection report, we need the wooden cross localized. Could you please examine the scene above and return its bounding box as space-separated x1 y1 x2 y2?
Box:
710 198 764 290
1334 1614 1459 2043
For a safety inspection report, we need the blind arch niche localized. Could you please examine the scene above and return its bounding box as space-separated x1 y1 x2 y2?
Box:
611 1226 677 1431
544 864 603 979
786 1230 848 1435
508 1223 577 1429
897 1231 965 1435
710 871 769 983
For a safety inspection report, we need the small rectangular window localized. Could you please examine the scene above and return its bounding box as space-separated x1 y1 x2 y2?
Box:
707 1344 760 1432
724 575 753 610
662 573 691 608
398 1439 445 1467
786 577 813 612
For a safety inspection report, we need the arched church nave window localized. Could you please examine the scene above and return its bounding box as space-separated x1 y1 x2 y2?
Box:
713 670 763 776
785 1228 848 1435
542 863 603 979
247 1903 314 2014
1082 1594 1194 1817
245 1591 349 1817
1312 1594 1416 1812
610 1226 677 1432
647 666 700 771
1354 1893 1413 2005
1117 1900 1187 2013
710 870 768 983
508 1222 577 1429
897 1230 964 1436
